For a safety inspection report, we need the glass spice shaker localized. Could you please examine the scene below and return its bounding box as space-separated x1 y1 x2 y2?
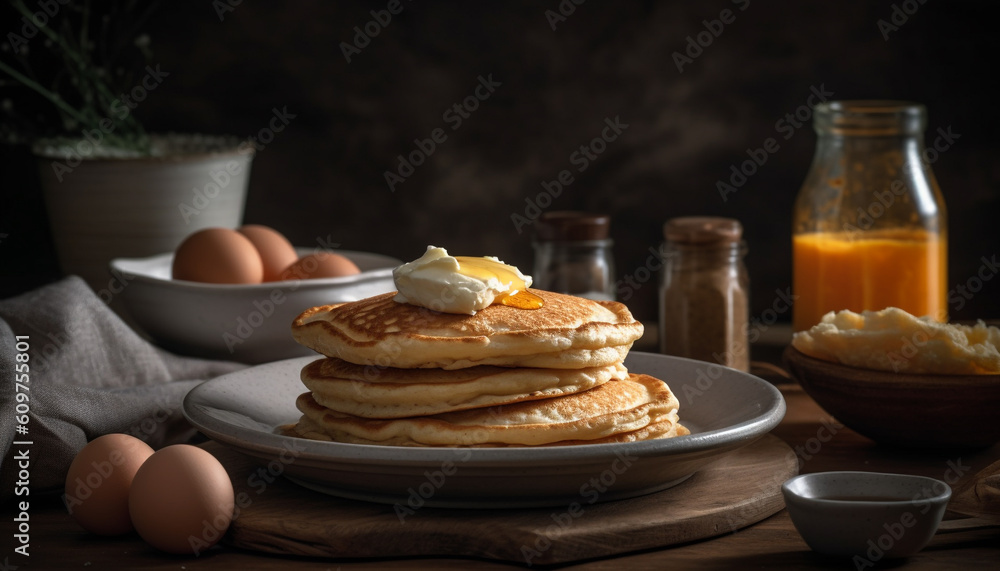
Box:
792 100 947 331
659 217 749 371
532 211 615 301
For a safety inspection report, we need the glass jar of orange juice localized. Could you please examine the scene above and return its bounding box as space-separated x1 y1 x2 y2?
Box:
792 101 947 331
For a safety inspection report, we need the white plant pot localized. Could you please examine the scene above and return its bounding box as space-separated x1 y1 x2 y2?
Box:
34 134 254 292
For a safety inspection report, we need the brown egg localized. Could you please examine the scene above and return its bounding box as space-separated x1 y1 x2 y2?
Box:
237 224 299 282
128 445 235 555
172 228 264 284
281 252 361 280
64 434 154 535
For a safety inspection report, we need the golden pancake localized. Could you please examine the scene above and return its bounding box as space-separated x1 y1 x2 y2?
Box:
291 289 644 369
302 357 628 418
285 413 688 446
292 374 680 447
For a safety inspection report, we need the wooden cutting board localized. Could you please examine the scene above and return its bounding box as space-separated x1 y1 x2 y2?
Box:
206 434 796 565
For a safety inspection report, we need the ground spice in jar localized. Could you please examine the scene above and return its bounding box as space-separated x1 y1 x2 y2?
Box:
532 211 615 301
659 217 750 371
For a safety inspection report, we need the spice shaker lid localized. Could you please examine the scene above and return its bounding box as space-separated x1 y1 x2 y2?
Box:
536 211 610 241
663 217 742 245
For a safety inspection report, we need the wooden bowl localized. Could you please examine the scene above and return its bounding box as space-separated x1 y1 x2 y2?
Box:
782 346 1000 449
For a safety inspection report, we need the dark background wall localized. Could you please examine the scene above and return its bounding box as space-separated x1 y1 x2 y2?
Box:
3 0 999 324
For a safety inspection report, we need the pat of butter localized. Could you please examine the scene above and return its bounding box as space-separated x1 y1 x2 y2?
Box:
393 246 533 314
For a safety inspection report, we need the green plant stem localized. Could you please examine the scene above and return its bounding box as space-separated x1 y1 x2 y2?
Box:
0 58 141 151
80 0 90 61
0 59 89 125
12 0 121 122
3 0 152 152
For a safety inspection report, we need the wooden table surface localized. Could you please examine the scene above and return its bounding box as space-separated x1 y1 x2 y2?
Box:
14 380 999 570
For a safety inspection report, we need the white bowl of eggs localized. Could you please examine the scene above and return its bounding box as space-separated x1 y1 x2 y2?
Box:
111 225 401 364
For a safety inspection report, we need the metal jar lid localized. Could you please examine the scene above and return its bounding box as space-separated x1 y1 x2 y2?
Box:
663 216 742 246
535 211 610 241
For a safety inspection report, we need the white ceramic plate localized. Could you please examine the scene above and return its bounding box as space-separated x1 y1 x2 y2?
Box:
183 352 785 508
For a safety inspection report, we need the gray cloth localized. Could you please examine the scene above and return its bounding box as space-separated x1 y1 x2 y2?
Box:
0 276 246 503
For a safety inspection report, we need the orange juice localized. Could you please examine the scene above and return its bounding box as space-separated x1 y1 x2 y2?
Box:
792 230 947 331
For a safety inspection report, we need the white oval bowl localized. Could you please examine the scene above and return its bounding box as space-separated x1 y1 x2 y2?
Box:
111 248 401 363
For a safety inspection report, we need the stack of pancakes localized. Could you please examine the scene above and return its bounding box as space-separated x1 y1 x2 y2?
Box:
286 289 688 447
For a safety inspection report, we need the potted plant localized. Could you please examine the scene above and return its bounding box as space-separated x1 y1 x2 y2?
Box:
0 0 253 292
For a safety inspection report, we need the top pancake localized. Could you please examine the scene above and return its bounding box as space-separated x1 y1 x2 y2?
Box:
291 289 644 369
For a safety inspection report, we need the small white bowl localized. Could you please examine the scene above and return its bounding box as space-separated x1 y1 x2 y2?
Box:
110 248 400 363
782 471 950 561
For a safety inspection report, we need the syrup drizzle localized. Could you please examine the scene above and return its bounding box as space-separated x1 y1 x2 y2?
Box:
454 256 543 309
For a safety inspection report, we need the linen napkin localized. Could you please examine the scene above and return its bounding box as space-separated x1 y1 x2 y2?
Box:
0 276 246 503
